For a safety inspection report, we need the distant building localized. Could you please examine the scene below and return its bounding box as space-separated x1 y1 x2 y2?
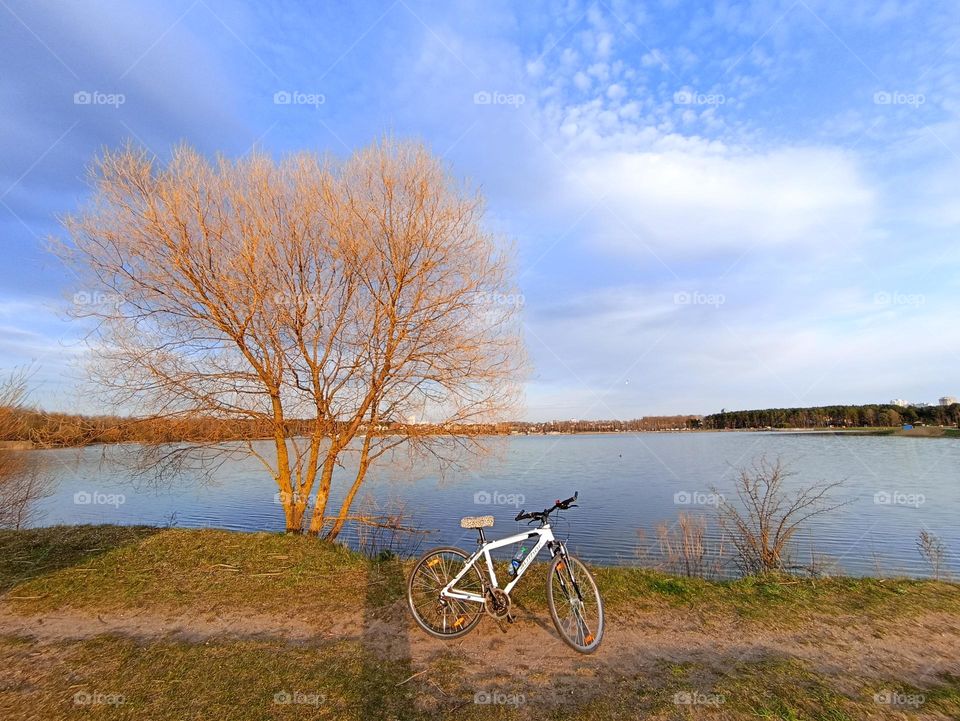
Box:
890 399 909 407
940 396 958 406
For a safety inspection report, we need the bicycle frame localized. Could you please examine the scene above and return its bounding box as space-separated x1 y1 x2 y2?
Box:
441 524 560 603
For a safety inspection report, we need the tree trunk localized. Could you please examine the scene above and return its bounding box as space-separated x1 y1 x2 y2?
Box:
324 434 373 541
307 450 338 535
269 395 299 533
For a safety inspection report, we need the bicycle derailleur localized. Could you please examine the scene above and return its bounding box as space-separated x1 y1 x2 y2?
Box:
483 587 515 629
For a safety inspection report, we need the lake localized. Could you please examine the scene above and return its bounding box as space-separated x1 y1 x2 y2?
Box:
23 432 960 579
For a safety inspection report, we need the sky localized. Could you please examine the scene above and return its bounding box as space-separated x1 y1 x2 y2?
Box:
1 0 958 421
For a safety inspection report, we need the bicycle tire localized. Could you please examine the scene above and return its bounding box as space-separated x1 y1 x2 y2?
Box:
408 546 485 639
546 553 604 653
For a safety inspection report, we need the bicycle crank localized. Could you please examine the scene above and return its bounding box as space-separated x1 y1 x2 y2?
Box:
483 587 513 628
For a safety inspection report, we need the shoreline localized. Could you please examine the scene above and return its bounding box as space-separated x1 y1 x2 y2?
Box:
10 425 958 451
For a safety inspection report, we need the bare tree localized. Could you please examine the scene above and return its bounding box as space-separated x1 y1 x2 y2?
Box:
714 457 846 575
54 139 525 536
0 367 51 528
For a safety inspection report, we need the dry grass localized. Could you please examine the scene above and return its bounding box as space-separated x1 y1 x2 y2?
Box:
2 525 959 623
2 526 960 720
1 633 958 720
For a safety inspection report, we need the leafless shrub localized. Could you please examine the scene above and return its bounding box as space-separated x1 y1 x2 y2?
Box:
715 457 846 576
637 513 725 578
353 495 429 560
917 530 947 580
0 368 52 528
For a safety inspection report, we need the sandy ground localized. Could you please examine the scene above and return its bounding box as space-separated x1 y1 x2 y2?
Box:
2 598 958 696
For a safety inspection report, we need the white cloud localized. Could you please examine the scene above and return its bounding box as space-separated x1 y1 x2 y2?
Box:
566 143 876 257
596 32 614 59
640 49 666 68
524 280 960 418
606 83 626 100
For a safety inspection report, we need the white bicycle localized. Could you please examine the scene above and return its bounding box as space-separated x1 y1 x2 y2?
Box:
407 492 604 653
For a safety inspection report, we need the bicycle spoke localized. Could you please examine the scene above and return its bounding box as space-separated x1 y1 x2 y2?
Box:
409 549 484 637
412 496 600 650
549 555 602 651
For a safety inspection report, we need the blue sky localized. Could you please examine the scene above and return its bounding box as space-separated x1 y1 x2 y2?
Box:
1 0 958 420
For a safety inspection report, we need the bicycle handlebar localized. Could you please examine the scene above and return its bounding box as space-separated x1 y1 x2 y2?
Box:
514 491 579 522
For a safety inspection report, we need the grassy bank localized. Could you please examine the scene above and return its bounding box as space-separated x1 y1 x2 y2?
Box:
2 525 959 720
3 525 958 620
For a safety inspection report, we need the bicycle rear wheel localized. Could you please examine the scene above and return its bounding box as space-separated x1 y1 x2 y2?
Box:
408 547 484 639
546 554 604 653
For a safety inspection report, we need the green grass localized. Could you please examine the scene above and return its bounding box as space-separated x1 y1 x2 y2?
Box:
0 525 372 615
3 634 958 720
2 526 960 720
0 524 160 594
3 525 958 623
0 634 417 720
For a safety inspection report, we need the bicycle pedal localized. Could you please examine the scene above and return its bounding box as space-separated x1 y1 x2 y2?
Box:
496 618 510 633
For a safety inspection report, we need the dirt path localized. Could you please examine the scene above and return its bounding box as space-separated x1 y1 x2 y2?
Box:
3 600 958 693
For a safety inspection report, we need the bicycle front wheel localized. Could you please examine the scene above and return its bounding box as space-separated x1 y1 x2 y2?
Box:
407 547 484 639
547 554 604 653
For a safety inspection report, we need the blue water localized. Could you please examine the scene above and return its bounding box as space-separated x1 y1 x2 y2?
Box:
24 432 960 578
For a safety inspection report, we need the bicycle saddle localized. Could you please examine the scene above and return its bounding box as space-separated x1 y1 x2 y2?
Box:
460 515 494 529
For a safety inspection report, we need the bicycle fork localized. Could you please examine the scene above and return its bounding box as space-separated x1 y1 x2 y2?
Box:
549 542 594 645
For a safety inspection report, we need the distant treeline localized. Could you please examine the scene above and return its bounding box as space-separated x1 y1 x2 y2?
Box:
1 409 703 448
701 404 960 430
503 417 700 433
1 410 404 448
3 410 281 447
4 405 959 448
